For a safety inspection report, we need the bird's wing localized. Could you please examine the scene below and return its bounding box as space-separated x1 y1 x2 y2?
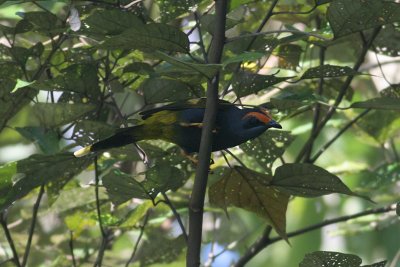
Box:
139 98 233 119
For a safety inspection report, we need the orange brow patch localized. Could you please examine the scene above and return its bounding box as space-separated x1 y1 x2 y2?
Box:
243 111 272 124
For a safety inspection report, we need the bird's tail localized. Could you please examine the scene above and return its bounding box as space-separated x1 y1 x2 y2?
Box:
73 125 144 157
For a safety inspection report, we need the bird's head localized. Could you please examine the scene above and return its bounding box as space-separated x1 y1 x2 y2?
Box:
241 107 282 130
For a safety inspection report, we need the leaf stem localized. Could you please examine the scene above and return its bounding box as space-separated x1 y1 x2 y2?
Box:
125 212 149 267
0 211 21 267
161 192 188 242
186 0 227 265
234 203 396 267
93 156 108 267
22 184 45 267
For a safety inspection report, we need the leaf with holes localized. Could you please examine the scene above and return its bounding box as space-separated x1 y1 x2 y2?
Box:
142 77 203 104
272 163 369 200
154 52 221 79
138 231 186 266
157 0 201 22
209 166 289 240
0 153 91 212
232 71 290 98
275 44 302 70
103 163 187 205
350 97 400 110
102 169 150 205
373 24 400 57
83 9 144 36
299 251 387 267
102 23 189 53
327 0 400 38
301 65 358 79
32 103 95 127
240 131 294 174
223 52 265 66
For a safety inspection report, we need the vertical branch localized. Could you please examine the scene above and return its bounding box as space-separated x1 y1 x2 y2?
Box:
304 43 326 162
69 231 77 267
221 0 280 97
0 211 21 267
125 212 150 267
93 156 107 267
186 0 227 266
22 184 45 267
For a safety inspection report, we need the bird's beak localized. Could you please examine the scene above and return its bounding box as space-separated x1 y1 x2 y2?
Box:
268 120 282 129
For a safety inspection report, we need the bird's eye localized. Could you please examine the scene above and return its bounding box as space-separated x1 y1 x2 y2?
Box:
243 116 263 128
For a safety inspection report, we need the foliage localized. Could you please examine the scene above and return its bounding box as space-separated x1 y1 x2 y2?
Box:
0 0 398 267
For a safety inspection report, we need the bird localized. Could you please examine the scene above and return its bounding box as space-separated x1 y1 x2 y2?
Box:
73 99 282 157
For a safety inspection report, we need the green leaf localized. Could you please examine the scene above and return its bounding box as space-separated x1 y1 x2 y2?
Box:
142 77 203 104
11 79 35 93
276 44 302 70
209 166 289 240
83 9 144 36
102 23 189 53
19 11 59 32
223 51 265 66
156 0 201 22
15 126 60 154
72 120 116 146
103 163 187 204
373 24 400 57
32 103 95 127
119 200 153 228
14 19 33 34
200 14 241 35
140 163 186 198
272 163 364 198
350 97 400 110
327 0 400 38
123 62 154 75
240 131 294 174
232 71 290 98
138 231 186 266
0 153 91 212
65 211 97 238
301 65 358 79
299 251 387 267
102 169 150 205
154 52 221 79
270 85 318 111
356 109 400 143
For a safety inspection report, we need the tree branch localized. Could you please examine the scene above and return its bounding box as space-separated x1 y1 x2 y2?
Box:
125 212 150 267
186 0 227 266
0 211 21 267
21 184 45 267
234 203 396 267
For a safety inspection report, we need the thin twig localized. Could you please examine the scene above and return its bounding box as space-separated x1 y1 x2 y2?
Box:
69 231 77 267
310 109 371 163
161 192 188 242
234 203 396 267
186 1 227 266
125 212 150 267
296 27 382 163
93 156 107 267
304 43 326 162
225 30 330 43
21 184 45 267
0 211 21 267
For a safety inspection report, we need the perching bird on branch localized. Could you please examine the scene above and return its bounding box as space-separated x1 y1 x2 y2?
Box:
74 99 282 157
